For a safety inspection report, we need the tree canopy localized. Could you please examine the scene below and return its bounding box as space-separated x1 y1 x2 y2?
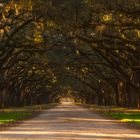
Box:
0 0 140 108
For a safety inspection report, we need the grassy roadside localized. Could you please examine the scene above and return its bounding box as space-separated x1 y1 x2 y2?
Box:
106 112 140 124
0 112 31 124
83 104 140 125
0 103 57 125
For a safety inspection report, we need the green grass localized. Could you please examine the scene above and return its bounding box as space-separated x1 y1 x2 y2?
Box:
0 112 32 124
0 104 57 125
106 112 140 124
84 104 140 125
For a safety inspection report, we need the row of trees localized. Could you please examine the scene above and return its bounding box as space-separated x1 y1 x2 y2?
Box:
65 0 140 108
0 0 139 108
0 0 60 107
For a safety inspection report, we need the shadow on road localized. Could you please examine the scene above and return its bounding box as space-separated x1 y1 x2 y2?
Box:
0 104 140 140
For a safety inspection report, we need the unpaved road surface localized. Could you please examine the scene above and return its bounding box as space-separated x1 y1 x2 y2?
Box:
0 104 140 140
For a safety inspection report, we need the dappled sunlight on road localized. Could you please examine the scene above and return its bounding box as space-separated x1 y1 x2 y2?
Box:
0 104 140 140
1 131 140 140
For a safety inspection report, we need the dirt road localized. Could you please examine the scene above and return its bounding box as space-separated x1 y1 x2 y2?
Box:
0 104 140 140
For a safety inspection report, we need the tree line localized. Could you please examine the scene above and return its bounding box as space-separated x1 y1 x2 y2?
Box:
0 0 139 108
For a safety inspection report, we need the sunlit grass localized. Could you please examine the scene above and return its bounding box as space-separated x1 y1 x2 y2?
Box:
0 112 31 124
122 119 140 123
84 104 140 124
0 104 57 125
106 112 140 124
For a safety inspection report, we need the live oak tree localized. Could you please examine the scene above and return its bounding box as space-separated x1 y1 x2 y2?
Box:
0 0 139 108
